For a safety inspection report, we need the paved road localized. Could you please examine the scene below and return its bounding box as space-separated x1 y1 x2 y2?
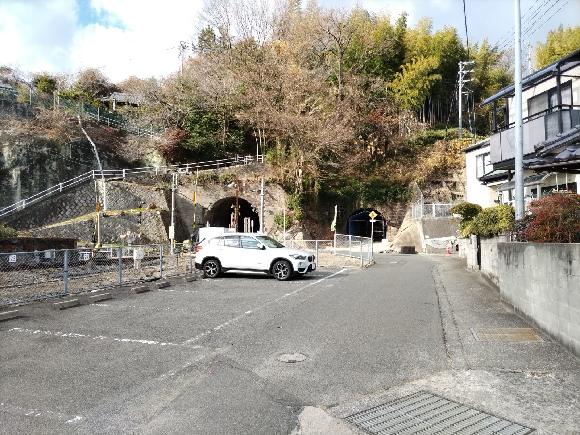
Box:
1 254 578 434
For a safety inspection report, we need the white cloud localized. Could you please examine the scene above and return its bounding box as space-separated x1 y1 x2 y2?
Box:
0 0 204 82
0 0 78 77
70 0 204 81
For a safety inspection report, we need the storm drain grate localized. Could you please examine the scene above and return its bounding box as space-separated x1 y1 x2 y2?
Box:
471 328 543 342
344 391 534 434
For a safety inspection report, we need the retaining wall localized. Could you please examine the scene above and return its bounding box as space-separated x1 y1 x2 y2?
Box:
498 242 580 356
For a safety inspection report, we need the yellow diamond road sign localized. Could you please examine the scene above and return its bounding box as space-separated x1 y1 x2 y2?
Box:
368 211 378 220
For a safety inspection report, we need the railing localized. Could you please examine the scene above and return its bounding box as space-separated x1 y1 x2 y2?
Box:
411 202 454 219
0 154 264 219
0 244 193 308
490 105 580 164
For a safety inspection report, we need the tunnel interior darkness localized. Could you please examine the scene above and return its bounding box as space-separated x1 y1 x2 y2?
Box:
206 197 260 232
347 208 385 241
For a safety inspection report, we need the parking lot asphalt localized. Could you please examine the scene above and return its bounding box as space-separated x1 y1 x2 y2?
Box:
2 254 578 434
0 255 447 434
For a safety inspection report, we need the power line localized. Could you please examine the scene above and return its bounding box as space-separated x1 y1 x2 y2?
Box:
497 0 556 50
495 0 545 48
499 0 565 52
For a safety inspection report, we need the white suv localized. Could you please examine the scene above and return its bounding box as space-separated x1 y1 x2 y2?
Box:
195 233 316 280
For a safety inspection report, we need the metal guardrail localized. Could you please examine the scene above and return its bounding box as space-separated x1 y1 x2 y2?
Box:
0 244 193 308
0 154 264 219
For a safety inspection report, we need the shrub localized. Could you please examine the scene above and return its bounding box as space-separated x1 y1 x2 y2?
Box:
0 223 18 238
523 193 580 243
450 202 482 237
470 204 515 238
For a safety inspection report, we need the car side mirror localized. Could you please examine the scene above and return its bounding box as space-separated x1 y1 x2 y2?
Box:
256 243 265 250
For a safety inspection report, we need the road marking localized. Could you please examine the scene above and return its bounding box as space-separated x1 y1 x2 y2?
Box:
157 289 199 293
183 268 347 345
6 327 202 349
0 402 84 425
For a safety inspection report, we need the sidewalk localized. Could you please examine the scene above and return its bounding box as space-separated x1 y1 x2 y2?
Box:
324 255 580 435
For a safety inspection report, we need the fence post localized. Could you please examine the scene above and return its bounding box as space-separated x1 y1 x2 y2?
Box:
159 245 164 278
63 250 69 295
315 241 319 268
189 250 193 275
432 203 436 217
349 235 352 257
118 247 123 285
333 233 337 255
359 241 363 268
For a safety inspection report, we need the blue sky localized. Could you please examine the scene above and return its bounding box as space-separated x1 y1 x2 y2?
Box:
0 0 577 82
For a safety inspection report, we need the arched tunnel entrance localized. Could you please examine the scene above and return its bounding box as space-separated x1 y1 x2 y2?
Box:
347 208 385 241
206 197 260 232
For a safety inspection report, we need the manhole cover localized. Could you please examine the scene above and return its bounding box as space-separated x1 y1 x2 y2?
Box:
471 328 543 342
345 391 534 434
278 352 307 363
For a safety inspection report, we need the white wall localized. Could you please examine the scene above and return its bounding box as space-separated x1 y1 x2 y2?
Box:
465 144 496 208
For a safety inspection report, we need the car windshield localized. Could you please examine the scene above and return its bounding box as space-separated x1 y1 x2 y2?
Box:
255 236 284 248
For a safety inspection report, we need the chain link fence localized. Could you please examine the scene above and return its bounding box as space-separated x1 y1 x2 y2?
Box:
283 234 373 268
0 244 194 308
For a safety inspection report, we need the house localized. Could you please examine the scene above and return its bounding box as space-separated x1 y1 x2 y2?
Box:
464 139 499 208
100 92 142 111
471 48 580 206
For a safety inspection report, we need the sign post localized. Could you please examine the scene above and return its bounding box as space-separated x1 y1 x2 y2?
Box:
368 211 378 260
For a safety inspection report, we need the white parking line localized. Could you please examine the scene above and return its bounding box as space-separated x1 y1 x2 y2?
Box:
6 327 202 349
182 268 347 345
0 402 84 425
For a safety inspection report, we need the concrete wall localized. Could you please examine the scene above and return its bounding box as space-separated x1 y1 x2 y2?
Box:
480 235 510 285
498 243 580 356
457 235 509 285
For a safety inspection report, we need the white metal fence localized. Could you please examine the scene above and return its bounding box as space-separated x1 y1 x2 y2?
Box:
0 244 193 308
0 154 264 219
283 234 373 267
411 203 454 219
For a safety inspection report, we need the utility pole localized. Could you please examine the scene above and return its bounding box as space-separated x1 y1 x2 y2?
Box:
514 0 524 220
170 172 177 250
179 41 188 76
458 60 475 138
259 177 265 234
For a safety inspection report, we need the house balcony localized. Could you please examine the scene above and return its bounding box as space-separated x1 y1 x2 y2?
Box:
490 106 580 166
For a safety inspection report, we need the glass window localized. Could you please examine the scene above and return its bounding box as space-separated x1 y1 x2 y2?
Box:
208 237 224 246
255 236 284 248
476 153 492 178
223 236 240 247
240 236 261 249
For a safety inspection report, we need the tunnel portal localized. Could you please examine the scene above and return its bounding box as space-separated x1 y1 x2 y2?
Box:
206 197 260 232
347 208 385 241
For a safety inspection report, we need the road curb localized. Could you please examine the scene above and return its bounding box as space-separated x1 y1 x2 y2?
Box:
52 299 81 310
130 285 151 294
0 310 21 322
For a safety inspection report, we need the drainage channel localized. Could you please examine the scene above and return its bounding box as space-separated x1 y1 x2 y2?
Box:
345 390 534 434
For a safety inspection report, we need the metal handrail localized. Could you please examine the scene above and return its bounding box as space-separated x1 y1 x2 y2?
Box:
0 154 264 219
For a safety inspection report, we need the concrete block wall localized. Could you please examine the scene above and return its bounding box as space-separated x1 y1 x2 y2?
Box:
498 243 580 356
480 235 510 285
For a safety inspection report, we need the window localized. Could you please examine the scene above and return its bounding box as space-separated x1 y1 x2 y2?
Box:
223 236 240 247
527 80 572 118
240 236 260 249
476 153 492 178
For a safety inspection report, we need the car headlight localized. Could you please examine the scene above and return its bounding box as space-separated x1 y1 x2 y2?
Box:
289 254 307 260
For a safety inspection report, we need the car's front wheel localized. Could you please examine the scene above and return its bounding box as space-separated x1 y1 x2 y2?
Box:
272 260 292 281
202 258 221 278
